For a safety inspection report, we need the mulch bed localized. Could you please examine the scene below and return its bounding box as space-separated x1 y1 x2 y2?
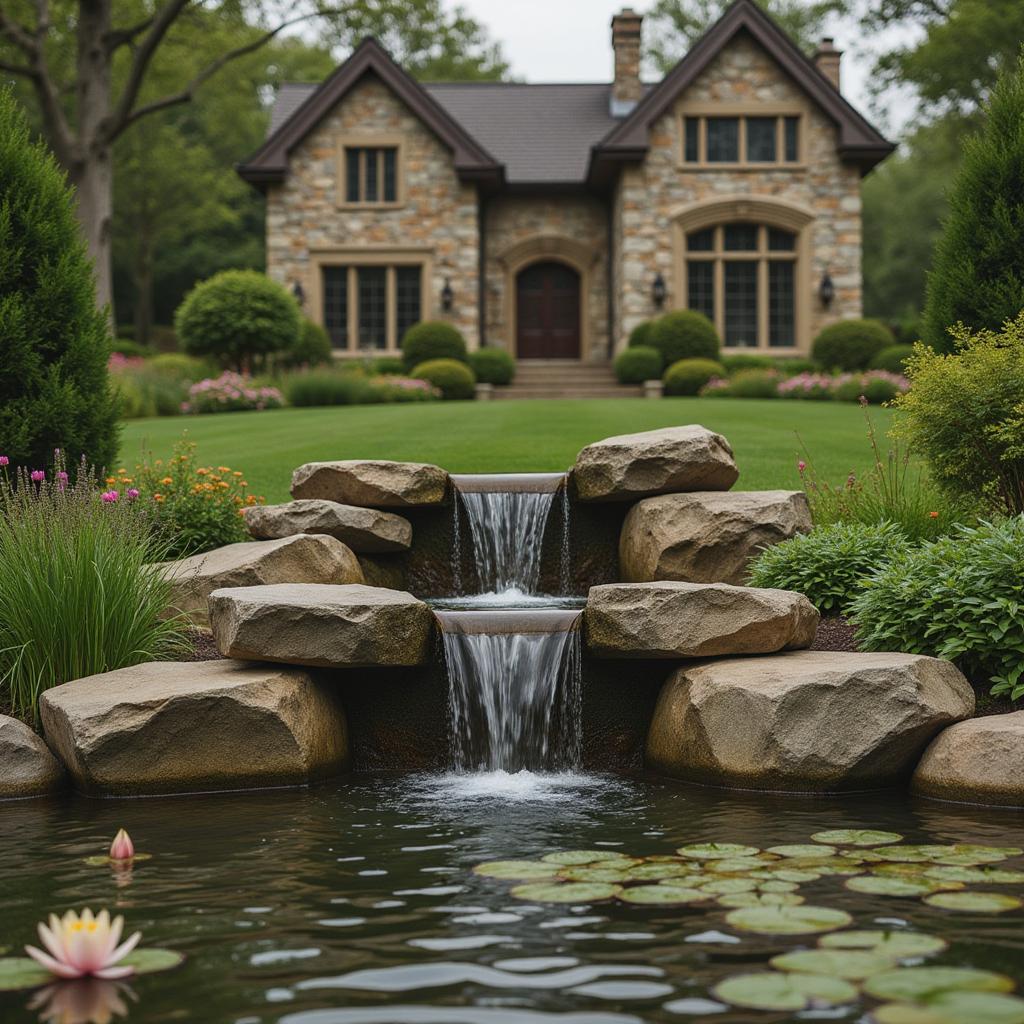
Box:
183 628 224 662
810 616 859 653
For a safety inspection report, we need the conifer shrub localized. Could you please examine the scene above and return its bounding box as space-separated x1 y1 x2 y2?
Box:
0 87 119 472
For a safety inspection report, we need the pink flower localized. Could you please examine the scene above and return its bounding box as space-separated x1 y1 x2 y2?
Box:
101 490 118 503
109 829 134 861
31 470 45 482
126 488 140 501
0 456 8 467
25 908 141 980
797 460 806 472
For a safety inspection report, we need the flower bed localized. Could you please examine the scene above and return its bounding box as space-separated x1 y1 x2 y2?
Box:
182 372 284 414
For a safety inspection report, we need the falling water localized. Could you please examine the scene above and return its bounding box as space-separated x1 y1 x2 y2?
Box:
450 494 463 596
451 474 563 596
559 484 572 595
435 610 582 773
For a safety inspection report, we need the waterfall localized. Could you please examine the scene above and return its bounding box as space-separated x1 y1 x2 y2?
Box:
451 474 564 596
435 609 582 773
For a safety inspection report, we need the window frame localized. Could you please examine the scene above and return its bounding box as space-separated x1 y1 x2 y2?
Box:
678 104 806 169
336 135 405 209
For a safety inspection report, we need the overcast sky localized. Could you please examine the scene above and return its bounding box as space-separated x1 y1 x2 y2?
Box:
441 0 918 138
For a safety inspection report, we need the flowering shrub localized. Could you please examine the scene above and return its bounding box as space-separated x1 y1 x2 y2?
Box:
777 372 836 400
699 376 733 396
130 439 263 558
832 370 910 404
371 375 441 402
108 353 190 418
182 372 284 415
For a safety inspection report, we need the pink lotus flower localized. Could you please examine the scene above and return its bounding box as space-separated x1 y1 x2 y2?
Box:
31 470 45 482
109 829 134 861
25 909 141 980
101 490 118 503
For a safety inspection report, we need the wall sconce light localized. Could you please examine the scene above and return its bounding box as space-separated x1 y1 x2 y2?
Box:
292 281 305 307
652 272 667 309
819 270 835 308
441 278 454 313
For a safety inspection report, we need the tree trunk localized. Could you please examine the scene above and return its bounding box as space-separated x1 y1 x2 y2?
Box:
69 153 115 318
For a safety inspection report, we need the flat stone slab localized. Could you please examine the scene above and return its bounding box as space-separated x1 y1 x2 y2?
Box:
585 581 818 658
209 583 434 668
646 651 974 792
39 661 348 796
291 460 449 507
572 426 738 502
0 715 64 798
620 490 811 585
160 534 364 626
913 713 1024 807
243 499 412 553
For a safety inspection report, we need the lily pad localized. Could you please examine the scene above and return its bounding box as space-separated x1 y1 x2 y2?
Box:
0 948 184 992
718 892 804 908
924 866 1024 885
770 948 896 980
919 845 1022 864
819 930 948 958
845 876 948 898
84 852 153 866
759 880 800 894
622 863 693 882
474 860 561 880
677 843 760 860
700 878 758 895
923 891 1023 913
864 967 1016 1002
540 850 636 866
768 844 837 858
874 862 945 878
873 992 1024 1024
725 904 851 935
750 868 823 883
617 885 707 906
811 829 904 846
709 857 773 873
871 846 936 863
712 971 857 1011
558 867 630 883
509 881 621 903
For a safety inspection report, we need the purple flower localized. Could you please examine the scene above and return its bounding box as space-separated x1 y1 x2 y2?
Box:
126 488 140 500
0 456 8 467
30 470 45 483
101 490 119 503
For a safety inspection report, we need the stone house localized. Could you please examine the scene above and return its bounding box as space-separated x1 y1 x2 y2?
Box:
239 0 892 366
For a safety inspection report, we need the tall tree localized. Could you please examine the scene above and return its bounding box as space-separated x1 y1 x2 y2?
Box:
645 0 848 71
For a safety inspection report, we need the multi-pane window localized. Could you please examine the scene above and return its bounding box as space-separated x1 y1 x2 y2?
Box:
684 222 798 349
682 115 801 165
344 146 398 203
320 264 423 351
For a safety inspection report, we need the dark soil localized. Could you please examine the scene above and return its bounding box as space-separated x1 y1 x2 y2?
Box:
183 628 224 662
810 615 860 652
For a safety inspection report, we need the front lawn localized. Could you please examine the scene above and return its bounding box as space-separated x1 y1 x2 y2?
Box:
119 397 893 503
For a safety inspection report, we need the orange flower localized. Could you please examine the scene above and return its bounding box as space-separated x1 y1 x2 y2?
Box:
105 476 116 485
196 468 209 476
928 511 939 519
154 494 164 502
217 466 230 473
160 476 172 485
233 471 243 477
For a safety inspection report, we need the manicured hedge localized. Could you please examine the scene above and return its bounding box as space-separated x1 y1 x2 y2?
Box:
401 321 468 369
649 310 721 365
664 357 726 396
411 358 476 400
615 346 663 384
812 319 894 371
469 348 516 385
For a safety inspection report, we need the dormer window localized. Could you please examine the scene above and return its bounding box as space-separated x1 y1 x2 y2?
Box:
681 112 802 166
337 136 403 207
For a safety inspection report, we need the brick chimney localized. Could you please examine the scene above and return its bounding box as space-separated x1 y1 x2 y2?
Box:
814 37 842 91
611 8 643 116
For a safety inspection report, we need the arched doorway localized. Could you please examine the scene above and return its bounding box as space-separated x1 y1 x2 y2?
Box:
515 261 580 359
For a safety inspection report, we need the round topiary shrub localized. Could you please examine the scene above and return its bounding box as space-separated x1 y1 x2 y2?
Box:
627 320 656 351
722 353 775 375
614 346 663 384
401 321 468 369
411 358 476 400
663 357 727 396
469 348 516 385
0 87 118 473
373 356 406 375
650 310 721 365
728 368 781 398
812 319 894 371
175 270 301 371
280 319 333 369
871 344 915 374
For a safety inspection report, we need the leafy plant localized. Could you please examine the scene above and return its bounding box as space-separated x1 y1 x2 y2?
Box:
111 361 189 418
283 367 379 407
411 358 476 400
812 319 894 370
831 371 909 404
649 310 721 365
469 348 516 385
851 517 1024 699
615 346 663 384
401 321 468 369
0 454 189 721
277 319 333 369
373 356 406 375
871 344 915 374
893 313 1024 515
182 373 284 414
725 369 780 398
748 521 910 614
664 357 727 396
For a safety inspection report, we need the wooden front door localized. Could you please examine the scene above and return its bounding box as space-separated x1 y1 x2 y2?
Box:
516 261 581 359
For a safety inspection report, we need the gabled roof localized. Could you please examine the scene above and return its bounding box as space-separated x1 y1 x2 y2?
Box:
237 37 503 189
589 0 893 184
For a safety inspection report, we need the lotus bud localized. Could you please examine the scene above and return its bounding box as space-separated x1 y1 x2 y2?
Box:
109 829 134 861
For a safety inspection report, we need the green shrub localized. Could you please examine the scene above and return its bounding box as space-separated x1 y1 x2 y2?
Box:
871 344 915 374
748 522 910 615
113 366 188 418
727 368 780 398
924 59 1024 352
649 310 720 365
373 356 406 375
277 319 332 370
722 354 775 375
146 353 214 383
0 454 189 720
411 358 476 400
614 346 663 384
773 357 819 374
469 348 516 385
851 517 1024 699
893 314 1024 515
284 368 379 407
812 319 894 370
175 270 301 371
112 338 153 358
663 357 727 396
627 320 656 351
401 321 468 369
0 87 119 475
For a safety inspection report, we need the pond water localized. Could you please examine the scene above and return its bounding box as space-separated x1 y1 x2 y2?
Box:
3 772 1024 1023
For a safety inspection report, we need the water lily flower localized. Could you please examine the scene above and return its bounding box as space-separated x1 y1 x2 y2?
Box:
25 909 141 980
109 829 134 861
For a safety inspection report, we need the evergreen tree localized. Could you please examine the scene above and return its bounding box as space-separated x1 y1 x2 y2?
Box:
0 88 119 473
923 59 1024 352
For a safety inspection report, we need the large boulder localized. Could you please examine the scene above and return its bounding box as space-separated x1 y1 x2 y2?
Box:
160 534 364 627
620 490 811 585
646 651 974 791
243 500 412 553
209 583 434 668
585 582 818 659
572 426 738 502
0 716 63 798
39 661 348 796
913 714 1024 807
291 460 449 508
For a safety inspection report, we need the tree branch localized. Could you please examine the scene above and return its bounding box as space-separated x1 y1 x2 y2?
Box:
104 15 157 54
0 8 39 55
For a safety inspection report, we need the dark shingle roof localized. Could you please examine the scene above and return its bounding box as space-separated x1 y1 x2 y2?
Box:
267 80 624 184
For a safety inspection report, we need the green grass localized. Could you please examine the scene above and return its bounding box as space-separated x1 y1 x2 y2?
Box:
119 398 893 504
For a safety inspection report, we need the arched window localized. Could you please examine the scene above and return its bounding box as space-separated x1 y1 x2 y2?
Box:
684 222 797 349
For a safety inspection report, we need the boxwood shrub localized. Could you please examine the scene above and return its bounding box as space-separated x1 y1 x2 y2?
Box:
401 321 468 369
469 348 516 385
812 318 894 371
615 346 663 384
411 358 476 400
664 357 727 396
871 344 915 374
627 320 656 350
650 310 721 365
